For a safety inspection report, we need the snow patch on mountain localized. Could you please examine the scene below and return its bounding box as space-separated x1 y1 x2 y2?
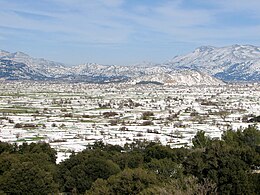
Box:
131 70 224 85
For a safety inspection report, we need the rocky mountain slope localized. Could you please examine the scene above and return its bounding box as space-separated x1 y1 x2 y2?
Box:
131 70 222 85
165 45 260 81
0 59 46 80
0 50 69 78
67 64 223 85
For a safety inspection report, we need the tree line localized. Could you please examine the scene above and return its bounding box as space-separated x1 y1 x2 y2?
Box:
0 125 260 194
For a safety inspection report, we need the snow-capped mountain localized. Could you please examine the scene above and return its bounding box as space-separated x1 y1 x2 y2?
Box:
165 45 260 81
70 63 172 77
0 50 69 77
0 59 46 80
69 63 223 85
131 70 223 85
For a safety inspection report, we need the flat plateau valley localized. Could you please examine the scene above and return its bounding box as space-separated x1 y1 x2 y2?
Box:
0 81 260 163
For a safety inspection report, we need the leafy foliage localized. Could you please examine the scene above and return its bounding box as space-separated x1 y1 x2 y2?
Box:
0 126 260 194
0 142 58 194
192 130 211 149
87 168 158 195
57 149 121 193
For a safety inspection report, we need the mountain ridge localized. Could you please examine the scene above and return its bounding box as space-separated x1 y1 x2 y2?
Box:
1 44 260 84
165 44 260 81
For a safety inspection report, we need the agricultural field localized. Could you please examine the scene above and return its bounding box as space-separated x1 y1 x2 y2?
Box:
0 81 260 163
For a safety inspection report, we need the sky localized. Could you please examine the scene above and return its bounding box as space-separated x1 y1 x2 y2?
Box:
0 0 260 66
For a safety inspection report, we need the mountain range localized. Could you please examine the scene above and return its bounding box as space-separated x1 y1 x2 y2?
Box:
0 44 260 84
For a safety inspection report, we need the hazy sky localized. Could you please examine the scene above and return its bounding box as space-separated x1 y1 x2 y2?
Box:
0 0 260 65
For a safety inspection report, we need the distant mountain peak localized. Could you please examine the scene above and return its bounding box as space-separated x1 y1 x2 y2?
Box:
13 51 30 58
0 49 10 56
195 45 216 52
14 51 28 55
166 44 260 82
0 49 9 53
